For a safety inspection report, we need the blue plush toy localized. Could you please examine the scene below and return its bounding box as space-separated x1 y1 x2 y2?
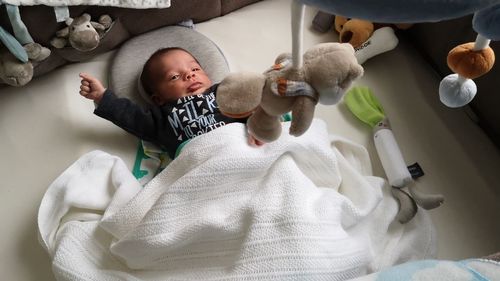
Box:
292 0 499 107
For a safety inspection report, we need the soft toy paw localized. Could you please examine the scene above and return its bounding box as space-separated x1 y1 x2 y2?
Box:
23 42 51 62
0 46 32 86
0 42 50 87
50 13 113 52
217 42 363 143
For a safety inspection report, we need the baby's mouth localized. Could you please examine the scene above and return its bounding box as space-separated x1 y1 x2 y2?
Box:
188 82 203 92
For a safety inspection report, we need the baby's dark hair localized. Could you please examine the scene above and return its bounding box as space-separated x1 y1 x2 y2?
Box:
140 47 199 96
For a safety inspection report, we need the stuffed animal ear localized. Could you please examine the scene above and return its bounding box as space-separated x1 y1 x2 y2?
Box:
216 72 266 118
91 22 106 32
65 17 74 26
69 13 91 26
274 53 292 65
99 15 113 29
334 16 348 33
50 37 67 48
56 27 69 38
82 13 92 22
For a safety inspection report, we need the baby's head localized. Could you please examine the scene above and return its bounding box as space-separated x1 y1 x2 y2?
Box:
140 47 212 105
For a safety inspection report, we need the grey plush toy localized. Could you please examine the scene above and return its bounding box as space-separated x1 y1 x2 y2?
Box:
0 42 50 86
50 14 112 52
216 43 363 143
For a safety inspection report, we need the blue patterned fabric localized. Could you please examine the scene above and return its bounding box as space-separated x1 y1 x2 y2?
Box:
363 259 500 281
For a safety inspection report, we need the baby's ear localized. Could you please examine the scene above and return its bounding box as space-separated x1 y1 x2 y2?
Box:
151 94 163 106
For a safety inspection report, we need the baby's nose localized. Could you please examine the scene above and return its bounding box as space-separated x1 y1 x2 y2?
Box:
186 72 196 80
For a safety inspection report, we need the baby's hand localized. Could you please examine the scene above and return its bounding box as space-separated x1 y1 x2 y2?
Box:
79 72 106 103
248 133 265 147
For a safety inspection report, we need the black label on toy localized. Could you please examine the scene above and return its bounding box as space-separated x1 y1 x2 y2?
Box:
408 162 425 179
355 40 371 52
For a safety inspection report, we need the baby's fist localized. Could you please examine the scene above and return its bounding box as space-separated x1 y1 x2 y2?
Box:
79 73 105 103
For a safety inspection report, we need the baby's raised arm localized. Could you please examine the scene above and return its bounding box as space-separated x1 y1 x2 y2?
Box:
79 73 106 103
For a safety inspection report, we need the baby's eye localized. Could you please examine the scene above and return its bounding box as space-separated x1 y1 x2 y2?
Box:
170 74 180 80
192 67 200 72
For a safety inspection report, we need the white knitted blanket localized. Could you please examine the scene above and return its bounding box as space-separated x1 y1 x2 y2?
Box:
38 120 435 281
2 0 170 8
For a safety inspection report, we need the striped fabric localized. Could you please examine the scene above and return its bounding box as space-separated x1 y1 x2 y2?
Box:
2 0 170 8
266 59 318 100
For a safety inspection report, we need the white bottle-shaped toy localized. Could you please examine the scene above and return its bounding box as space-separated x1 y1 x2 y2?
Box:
373 118 412 188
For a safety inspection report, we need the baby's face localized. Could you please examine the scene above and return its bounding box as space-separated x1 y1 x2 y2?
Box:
150 50 212 105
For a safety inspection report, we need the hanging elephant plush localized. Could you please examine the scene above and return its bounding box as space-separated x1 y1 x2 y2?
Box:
50 13 113 52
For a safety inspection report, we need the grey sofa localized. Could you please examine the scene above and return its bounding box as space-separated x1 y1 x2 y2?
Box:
0 0 260 81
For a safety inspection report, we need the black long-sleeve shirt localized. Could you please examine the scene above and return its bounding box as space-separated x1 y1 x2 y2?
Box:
94 84 246 158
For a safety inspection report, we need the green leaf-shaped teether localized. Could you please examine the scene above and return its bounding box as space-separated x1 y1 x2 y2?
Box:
344 86 386 128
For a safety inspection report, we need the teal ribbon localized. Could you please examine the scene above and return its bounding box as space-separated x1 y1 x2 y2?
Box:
0 25 28 62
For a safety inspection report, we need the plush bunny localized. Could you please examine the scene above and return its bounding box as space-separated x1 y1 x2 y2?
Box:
216 42 363 143
50 14 112 52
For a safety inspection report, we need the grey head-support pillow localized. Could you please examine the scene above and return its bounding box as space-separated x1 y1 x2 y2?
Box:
109 25 229 107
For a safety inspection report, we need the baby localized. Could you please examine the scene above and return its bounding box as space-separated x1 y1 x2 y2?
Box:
79 47 261 159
